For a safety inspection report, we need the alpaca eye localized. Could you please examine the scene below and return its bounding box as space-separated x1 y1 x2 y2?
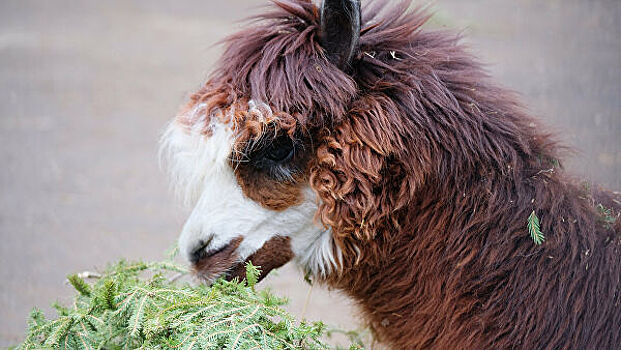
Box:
264 137 294 163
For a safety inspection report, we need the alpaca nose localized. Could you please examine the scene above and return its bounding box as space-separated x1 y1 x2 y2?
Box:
189 235 244 267
189 234 215 264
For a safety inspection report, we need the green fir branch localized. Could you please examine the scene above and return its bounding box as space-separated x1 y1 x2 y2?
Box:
527 210 545 245
14 258 353 349
99 279 117 310
596 203 617 229
67 275 91 297
244 262 261 290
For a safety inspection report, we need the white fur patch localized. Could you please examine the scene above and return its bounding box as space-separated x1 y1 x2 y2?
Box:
290 189 343 277
160 102 342 278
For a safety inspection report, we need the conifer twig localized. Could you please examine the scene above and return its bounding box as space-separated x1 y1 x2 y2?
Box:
527 210 545 245
15 259 343 349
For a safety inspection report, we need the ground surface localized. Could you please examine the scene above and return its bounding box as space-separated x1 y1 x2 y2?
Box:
1 0 619 347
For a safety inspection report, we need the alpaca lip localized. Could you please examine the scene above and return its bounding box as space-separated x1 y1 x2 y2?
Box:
225 236 294 284
192 236 244 282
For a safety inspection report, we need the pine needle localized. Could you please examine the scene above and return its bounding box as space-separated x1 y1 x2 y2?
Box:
100 280 116 310
67 274 91 297
244 262 261 290
596 203 617 229
527 210 545 245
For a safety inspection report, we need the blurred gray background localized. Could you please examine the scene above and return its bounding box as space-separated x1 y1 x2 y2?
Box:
1 0 619 347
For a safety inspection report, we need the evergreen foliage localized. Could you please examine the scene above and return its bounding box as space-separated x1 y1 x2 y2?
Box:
13 259 357 350
596 203 617 230
527 210 545 245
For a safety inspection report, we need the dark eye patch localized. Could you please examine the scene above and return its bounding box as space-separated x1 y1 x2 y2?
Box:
233 131 306 181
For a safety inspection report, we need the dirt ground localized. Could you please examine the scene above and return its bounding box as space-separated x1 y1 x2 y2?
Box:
1 0 619 347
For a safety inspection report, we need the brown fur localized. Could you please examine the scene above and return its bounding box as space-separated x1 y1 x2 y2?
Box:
186 0 621 348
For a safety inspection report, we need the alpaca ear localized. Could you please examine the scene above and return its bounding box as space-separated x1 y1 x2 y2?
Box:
319 0 361 71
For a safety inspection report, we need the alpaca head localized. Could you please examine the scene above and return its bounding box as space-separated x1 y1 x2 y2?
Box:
162 0 435 282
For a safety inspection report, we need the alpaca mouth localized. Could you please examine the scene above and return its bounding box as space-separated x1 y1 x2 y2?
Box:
192 235 294 285
192 236 246 283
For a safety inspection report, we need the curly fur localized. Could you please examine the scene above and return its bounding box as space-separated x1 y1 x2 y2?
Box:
182 0 621 348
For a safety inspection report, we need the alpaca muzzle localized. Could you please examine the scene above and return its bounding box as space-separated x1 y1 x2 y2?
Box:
192 235 294 284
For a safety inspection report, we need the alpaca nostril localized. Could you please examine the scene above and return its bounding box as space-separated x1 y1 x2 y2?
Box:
189 235 237 265
193 242 231 264
189 235 214 264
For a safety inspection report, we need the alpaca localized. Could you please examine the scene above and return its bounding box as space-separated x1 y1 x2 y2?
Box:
161 0 621 348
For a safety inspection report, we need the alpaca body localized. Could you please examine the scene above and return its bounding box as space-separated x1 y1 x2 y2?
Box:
327 175 620 349
162 1 621 348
